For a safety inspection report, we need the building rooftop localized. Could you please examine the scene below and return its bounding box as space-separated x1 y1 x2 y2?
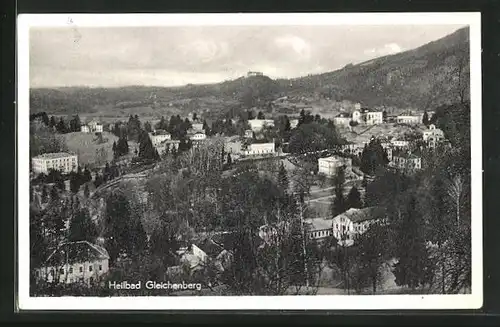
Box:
319 155 349 163
33 152 76 159
305 218 333 231
336 207 386 224
336 112 351 118
43 241 109 267
152 129 170 136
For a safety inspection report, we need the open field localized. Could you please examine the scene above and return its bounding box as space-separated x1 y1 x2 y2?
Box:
62 131 139 167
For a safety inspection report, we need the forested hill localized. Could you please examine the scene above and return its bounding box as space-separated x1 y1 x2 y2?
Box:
30 27 469 115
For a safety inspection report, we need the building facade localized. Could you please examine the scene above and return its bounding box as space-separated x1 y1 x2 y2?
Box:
332 207 387 246
422 124 445 148
396 115 421 125
392 153 422 171
318 156 352 177
241 142 275 156
304 218 334 241
149 130 172 147
248 119 275 132
333 113 352 127
34 241 110 285
189 132 207 141
81 120 103 133
32 152 78 175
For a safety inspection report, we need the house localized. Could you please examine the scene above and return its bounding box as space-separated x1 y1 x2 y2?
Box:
244 129 254 138
154 139 180 154
191 123 204 132
351 108 383 125
241 142 275 156
248 119 275 132
422 124 445 148
81 120 103 133
189 131 207 141
32 152 78 174
304 218 334 241
247 71 264 77
391 151 422 171
341 142 365 156
390 138 410 149
225 139 242 155
180 238 233 273
290 119 299 129
332 207 387 246
333 112 352 127
34 241 110 285
396 115 421 125
149 130 172 147
318 156 352 177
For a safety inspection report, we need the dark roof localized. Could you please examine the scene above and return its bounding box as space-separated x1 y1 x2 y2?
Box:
336 112 351 118
44 241 110 267
337 207 386 224
195 239 224 258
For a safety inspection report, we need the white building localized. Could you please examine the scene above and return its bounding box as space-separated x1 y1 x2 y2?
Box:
32 152 78 175
333 113 352 127
189 131 207 141
241 142 275 156
244 129 253 138
34 241 110 285
248 119 275 132
397 115 421 125
290 119 299 129
341 142 365 156
348 108 383 125
154 139 180 154
304 218 334 241
392 152 422 171
247 71 264 77
391 139 410 149
191 123 204 132
81 120 103 133
422 124 445 148
149 130 172 147
318 156 352 177
332 207 387 246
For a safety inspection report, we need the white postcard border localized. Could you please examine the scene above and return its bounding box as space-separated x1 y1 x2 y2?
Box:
17 12 482 311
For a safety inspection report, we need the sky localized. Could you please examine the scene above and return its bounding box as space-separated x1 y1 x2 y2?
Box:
29 25 466 88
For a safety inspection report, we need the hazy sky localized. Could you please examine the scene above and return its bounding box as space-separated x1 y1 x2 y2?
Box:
30 25 465 88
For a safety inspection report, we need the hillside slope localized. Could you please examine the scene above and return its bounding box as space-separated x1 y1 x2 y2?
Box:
29 27 469 115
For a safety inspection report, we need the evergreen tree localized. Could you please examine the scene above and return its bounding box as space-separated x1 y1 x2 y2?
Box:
41 185 48 203
112 141 117 159
346 186 363 209
393 196 433 289
104 192 147 261
83 167 92 183
84 183 90 198
56 118 67 133
247 110 255 120
202 119 211 136
41 112 50 126
298 109 306 126
227 153 233 165
68 208 98 242
49 116 57 129
69 172 81 194
144 121 152 133
422 111 430 126
192 113 198 121
138 130 156 161
257 111 265 119
331 167 346 217
103 162 111 182
278 163 289 194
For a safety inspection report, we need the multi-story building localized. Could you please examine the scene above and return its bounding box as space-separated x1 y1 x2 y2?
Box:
247 71 264 77
149 130 172 147
154 139 180 154
333 112 352 127
289 119 299 129
396 115 421 125
248 119 275 132
244 130 254 138
391 139 410 149
81 120 103 133
241 142 275 156
391 152 422 171
32 152 78 175
422 124 445 148
191 123 204 132
332 207 387 246
318 156 352 177
34 241 110 285
189 131 207 141
341 142 365 156
304 218 334 241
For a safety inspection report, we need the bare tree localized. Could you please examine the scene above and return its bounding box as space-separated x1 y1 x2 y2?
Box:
445 174 464 225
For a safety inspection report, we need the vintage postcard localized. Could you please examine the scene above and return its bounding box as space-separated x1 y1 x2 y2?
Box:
18 12 482 310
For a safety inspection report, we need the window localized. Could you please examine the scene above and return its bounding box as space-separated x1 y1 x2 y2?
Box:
89 266 93 272
69 267 73 274
60 268 64 274
99 265 102 271
79 266 83 273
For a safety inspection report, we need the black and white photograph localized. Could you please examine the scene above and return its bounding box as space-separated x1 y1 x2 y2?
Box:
18 13 482 310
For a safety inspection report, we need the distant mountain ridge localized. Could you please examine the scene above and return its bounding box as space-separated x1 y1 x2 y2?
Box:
30 27 469 115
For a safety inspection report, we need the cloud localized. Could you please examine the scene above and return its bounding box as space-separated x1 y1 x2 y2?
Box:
274 35 311 60
364 43 403 57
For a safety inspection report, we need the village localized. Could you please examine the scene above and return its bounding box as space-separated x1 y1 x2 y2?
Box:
28 80 467 297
